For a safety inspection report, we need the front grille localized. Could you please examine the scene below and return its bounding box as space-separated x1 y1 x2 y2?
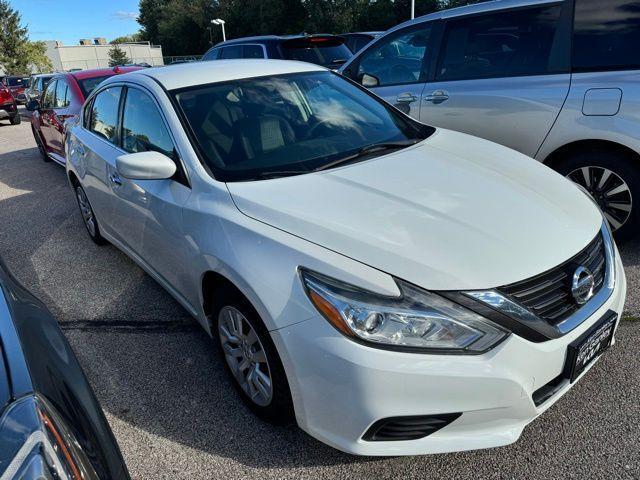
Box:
362 413 462 442
498 233 606 325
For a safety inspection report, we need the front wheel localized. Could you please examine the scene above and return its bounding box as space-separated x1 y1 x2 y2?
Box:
212 287 294 424
556 151 640 242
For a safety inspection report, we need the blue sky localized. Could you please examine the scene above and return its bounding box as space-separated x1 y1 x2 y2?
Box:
10 0 141 45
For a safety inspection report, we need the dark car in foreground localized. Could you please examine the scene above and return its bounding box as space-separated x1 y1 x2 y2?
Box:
202 34 352 69
0 259 129 479
339 32 382 53
27 66 142 166
0 83 20 125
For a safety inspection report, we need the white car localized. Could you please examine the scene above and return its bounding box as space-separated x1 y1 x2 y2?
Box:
65 60 626 456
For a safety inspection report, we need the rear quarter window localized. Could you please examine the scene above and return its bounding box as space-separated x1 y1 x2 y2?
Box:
573 0 640 71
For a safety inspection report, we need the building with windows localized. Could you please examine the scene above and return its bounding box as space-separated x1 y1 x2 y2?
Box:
45 39 164 71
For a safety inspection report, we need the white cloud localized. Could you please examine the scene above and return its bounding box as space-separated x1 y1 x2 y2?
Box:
113 11 138 20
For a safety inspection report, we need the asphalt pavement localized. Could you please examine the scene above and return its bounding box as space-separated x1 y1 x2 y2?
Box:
0 118 638 479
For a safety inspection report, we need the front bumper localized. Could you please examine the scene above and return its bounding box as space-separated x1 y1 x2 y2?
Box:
272 252 626 456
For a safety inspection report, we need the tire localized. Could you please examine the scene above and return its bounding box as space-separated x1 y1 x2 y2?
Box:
555 149 640 243
211 286 294 424
10 114 21 125
74 184 107 245
32 126 51 162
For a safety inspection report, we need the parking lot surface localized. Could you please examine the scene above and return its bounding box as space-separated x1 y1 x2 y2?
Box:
0 119 638 479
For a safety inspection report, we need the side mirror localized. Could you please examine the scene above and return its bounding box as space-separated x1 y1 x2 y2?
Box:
26 99 39 111
360 73 380 88
116 151 177 180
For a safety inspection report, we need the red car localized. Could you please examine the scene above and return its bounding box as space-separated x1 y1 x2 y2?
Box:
0 83 20 125
2 76 30 104
29 66 142 165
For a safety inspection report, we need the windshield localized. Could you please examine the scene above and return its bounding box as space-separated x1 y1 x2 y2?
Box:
77 75 111 98
174 71 432 181
281 39 352 68
5 77 28 87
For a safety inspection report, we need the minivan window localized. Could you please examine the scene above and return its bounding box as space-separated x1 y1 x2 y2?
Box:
88 86 122 144
243 44 265 58
174 71 431 182
436 5 563 81
357 25 431 86
221 45 243 59
121 88 176 157
573 0 640 72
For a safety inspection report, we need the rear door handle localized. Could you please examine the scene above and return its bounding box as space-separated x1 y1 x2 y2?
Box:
109 172 122 186
75 144 85 156
424 90 450 104
396 92 418 103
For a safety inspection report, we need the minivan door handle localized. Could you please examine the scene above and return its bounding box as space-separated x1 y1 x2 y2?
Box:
396 92 418 103
424 90 450 104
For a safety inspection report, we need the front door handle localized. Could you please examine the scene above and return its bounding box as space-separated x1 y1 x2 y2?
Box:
396 92 418 103
424 90 450 104
109 172 122 186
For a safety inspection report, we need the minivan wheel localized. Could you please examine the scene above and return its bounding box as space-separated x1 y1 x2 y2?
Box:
74 185 107 245
211 287 294 424
556 151 640 242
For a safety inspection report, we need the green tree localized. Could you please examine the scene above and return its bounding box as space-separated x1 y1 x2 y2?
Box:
0 0 28 73
108 44 131 66
21 41 52 73
111 33 143 44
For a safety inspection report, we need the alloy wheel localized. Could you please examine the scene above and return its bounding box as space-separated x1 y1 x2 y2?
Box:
76 186 96 237
567 166 633 231
218 306 273 407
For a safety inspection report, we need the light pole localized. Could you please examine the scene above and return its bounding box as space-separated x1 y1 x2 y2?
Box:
211 18 226 42
410 0 415 19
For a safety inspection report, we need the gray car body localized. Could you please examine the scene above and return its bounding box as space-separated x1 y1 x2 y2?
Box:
339 0 640 167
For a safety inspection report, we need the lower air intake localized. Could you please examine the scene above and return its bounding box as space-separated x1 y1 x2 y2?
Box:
362 413 462 441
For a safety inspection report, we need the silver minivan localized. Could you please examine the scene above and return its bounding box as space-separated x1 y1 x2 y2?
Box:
340 0 640 240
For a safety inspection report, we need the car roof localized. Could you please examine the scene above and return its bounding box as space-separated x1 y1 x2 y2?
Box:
125 59 326 91
69 66 142 81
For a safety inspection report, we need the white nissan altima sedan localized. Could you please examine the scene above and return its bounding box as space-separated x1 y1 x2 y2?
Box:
65 60 626 456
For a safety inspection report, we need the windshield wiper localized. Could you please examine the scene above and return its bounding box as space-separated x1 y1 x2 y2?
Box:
313 139 421 172
253 170 309 180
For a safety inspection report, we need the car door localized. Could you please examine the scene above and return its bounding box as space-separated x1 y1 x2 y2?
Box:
79 85 124 240
420 2 572 158
38 80 58 151
48 79 72 158
345 21 437 117
113 85 191 292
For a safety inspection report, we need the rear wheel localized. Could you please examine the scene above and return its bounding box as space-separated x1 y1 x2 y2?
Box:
211 287 294 424
555 150 640 242
9 114 21 125
74 184 107 245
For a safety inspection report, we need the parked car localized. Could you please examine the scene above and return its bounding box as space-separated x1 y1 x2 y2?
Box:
339 31 382 53
202 34 352 68
27 66 142 166
340 0 640 241
1 75 30 104
0 258 129 479
0 83 20 125
65 60 626 456
25 73 54 102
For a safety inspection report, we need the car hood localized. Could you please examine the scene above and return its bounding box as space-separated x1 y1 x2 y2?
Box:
226 129 602 290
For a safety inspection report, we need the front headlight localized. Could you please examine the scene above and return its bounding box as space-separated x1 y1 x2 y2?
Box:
301 269 508 354
0 395 99 480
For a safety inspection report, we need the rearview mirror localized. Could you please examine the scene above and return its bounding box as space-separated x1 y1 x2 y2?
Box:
26 99 39 112
360 73 379 88
116 151 177 180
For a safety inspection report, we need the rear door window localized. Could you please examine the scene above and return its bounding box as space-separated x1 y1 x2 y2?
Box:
88 86 122 144
281 38 352 68
573 0 640 72
243 44 265 58
54 80 69 108
203 48 221 61
436 4 564 81
42 80 57 108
